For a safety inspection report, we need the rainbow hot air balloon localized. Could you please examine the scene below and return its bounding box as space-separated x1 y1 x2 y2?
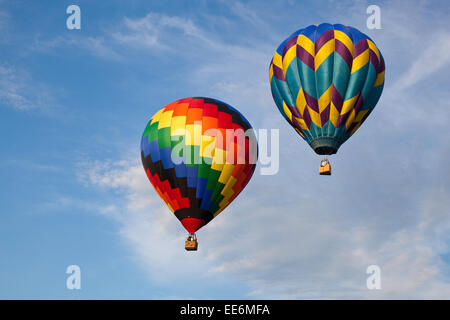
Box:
140 97 258 251
269 23 385 175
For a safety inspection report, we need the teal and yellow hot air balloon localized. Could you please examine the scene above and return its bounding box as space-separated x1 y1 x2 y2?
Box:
140 97 257 251
269 23 385 175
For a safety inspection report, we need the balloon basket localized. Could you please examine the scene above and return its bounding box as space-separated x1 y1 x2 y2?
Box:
185 239 198 251
319 158 331 175
185 234 198 251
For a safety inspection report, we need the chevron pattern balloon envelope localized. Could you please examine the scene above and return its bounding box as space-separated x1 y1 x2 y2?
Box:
141 97 257 234
269 23 385 155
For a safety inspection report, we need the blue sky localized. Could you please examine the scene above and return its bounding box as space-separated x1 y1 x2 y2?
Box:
1 0 450 299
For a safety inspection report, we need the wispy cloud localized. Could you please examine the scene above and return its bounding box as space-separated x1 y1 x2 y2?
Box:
78 159 213 285
33 34 122 61
113 12 208 50
226 1 266 29
107 10 276 126
0 64 55 111
393 32 450 91
82 156 450 298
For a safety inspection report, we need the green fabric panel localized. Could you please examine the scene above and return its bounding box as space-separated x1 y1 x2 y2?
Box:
273 75 297 107
332 54 351 100
157 127 171 149
316 53 334 97
198 161 212 179
333 126 349 142
343 64 369 101
308 122 322 139
285 60 301 101
322 120 335 137
296 58 317 99
360 63 377 103
206 169 221 191
144 121 160 144
271 77 290 122
365 83 384 111
170 135 184 158
185 145 201 167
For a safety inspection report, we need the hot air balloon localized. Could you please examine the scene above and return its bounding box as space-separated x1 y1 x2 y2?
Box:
140 97 257 251
269 23 385 175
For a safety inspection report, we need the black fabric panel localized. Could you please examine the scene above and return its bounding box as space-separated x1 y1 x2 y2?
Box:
141 151 203 209
174 208 214 224
195 97 252 131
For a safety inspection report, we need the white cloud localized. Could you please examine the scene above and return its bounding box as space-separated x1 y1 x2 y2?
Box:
79 159 221 285
0 64 55 111
225 1 266 29
81 155 450 299
32 12 208 60
393 32 450 91
33 35 122 61
109 12 216 54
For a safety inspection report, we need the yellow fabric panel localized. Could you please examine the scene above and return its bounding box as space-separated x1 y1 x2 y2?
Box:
374 70 385 87
329 102 340 127
183 124 201 146
294 116 308 131
282 44 297 76
334 30 354 56
297 35 315 57
345 109 356 129
296 88 307 115
170 116 186 135
318 84 332 113
201 135 215 158
217 176 238 213
308 106 322 128
294 127 305 138
355 109 369 122
218 163 235 184
351 49 369 74
315 39 335 71
211 148 226 171
217 200 229 214
346 109 368 131
158 110 173 129
269 63 273 81
350 121 363 136
150 107 165 125
282 101 293 122
272 52 283 69
367 39 380 62
222 177 237 199
340 94 359 115
184 124 194 145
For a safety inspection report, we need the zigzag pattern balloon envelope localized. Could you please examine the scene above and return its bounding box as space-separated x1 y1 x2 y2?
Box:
269 23 385 155
141 97 257 234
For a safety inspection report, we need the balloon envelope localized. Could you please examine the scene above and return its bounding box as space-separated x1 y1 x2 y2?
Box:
141 97 257 234
269 23 385 155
